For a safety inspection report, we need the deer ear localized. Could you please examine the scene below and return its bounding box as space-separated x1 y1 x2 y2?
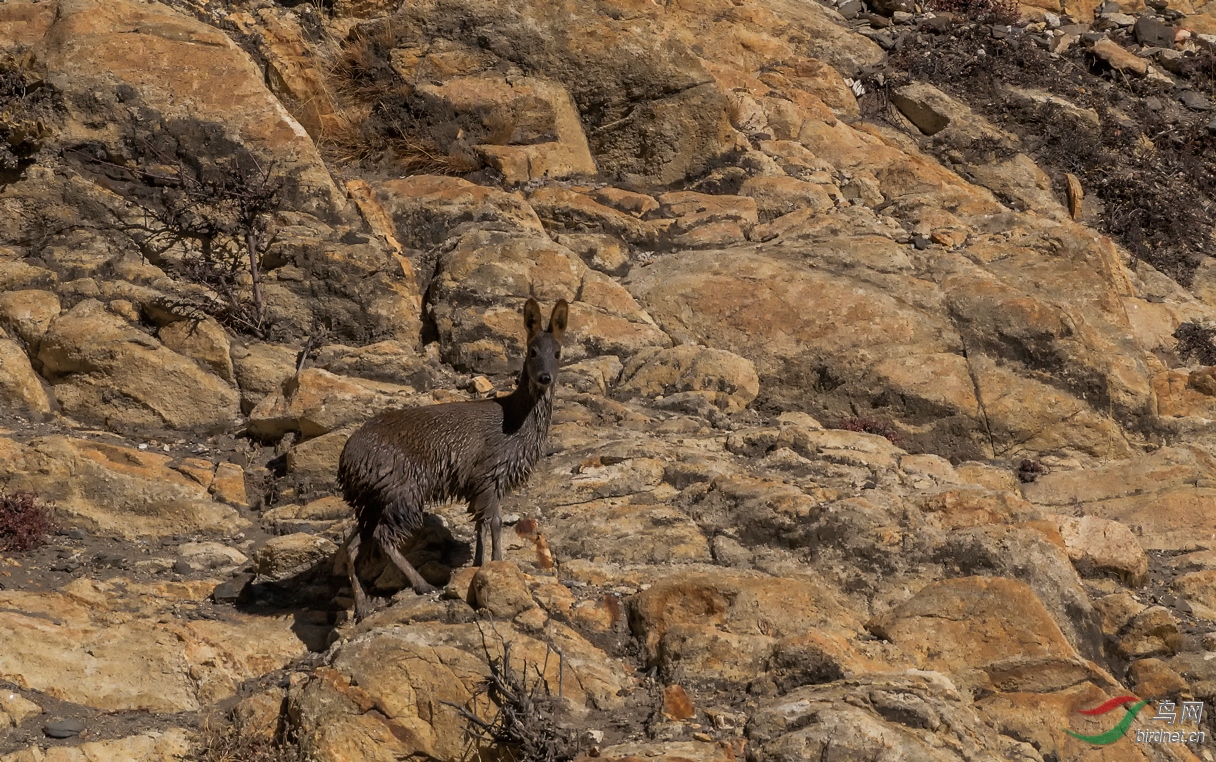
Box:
548 299 569 342
523 298 544 340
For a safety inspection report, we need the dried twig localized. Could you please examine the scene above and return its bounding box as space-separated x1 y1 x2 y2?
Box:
440 622 578 762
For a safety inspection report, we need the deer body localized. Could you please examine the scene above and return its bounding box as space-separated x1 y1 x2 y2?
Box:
338 298 568 620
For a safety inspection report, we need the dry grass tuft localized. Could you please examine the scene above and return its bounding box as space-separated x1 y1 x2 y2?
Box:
190 719 303 762
446 632 580 762
317 21 482 175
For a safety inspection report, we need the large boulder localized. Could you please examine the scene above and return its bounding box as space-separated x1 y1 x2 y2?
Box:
33 0 345 218
0 435 247 539
385 0 737 184
37 300 239 434
430 230 669 374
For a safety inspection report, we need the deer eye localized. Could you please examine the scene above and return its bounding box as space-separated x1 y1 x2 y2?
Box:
555 349 561 359
530 347 538 358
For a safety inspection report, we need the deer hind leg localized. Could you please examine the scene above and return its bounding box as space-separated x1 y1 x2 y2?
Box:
471 492 493 567
486 495 504 562
378 531 438 595
344 529 372 622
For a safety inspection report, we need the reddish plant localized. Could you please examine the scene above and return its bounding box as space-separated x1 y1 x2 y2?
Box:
0 492 54 552
834 417 902 445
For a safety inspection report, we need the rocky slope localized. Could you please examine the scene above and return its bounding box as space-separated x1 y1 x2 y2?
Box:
3 0 1216 759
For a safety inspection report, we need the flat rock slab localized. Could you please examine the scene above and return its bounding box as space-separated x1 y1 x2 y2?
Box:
0 579 307 713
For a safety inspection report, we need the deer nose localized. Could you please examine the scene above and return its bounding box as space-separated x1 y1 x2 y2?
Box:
537 373 552 386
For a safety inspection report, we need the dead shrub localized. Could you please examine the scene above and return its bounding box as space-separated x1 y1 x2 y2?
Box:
190 718 304 762
834 417 902 444
74 145 286 338
0 491 54 552
0 55 60 175
877 26 1216 285
1174 322 1216 366
445 630 580 762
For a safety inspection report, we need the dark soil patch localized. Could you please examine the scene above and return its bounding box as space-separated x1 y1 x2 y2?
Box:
865 25 1216 285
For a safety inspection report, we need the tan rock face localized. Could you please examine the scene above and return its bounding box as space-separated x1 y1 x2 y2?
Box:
249 7 337 140
430 230 669 374
628 569 867 684
1023 446 1216 551
0 436 245 539
869 576 1101 692
0 580 304 713
37 300 239 434
414 74 596 183
34 0 343 215
248 367 425 440
157 317 234 382
618 345 760 411
384 0 739 185
254 534 339 580
1050 514 1149 583
373 175 544 250
748 672 1040 762
0 289 60 349
291 622 630 761
1 729 193 762
0 339 52 417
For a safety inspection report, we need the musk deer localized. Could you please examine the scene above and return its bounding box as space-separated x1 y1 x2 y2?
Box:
337 298 569 620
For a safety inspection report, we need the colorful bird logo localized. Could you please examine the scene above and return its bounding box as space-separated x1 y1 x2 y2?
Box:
1065 696 1149 745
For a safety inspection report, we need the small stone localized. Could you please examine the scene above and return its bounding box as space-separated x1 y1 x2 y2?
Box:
253 534 338 581
912 235 932 250
867 12 892 27
892 11 914 23
0 693 41 725
173 559 193 575
839 0 862 18
1156 48 1185 73
1180 90 1211 111
663 685 696 720
1135 16 1178 47
1145 96 1163 111
1118 605 1182 659
212 572 255 604
43 718 85 739
890 85 952 136
470 561 536 618
870 31 896 49
471 375 494 394
920 15 953 32
1065 173 1084 220
1092 37 1149 76
210 462 249 508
